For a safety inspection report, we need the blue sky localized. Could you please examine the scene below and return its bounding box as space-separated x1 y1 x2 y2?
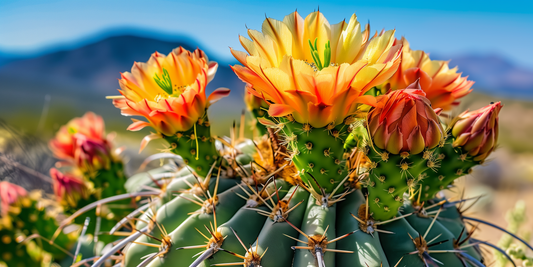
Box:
1 0 532 68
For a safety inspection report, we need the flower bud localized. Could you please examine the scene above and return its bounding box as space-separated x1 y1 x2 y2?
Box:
368 81 444 155
452 102 502 161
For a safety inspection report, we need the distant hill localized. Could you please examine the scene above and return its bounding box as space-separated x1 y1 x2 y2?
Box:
0 52 19 67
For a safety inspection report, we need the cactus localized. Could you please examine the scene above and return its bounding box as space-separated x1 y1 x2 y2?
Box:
0 182 74 267
4 9 528 267
413 102 502 204
48 112 132 245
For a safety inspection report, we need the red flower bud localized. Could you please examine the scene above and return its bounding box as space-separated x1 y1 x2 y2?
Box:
368 81 444 154
452 102 502 161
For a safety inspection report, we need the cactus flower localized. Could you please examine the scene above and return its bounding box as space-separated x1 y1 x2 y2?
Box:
50 112 114 173
0 182 27 216
50 168 88 207
385 38 473 110
452 101 502 161
368 81 444 155
231 11 402 128
112 47 230 150
49 112 107 161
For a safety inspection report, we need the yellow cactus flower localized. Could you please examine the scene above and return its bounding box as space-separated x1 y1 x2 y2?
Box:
231 11 402 128
385 38 473 110
112 47 230 150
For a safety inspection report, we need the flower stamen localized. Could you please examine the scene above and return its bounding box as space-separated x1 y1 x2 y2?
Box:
308 38 331 71
153 68 173 95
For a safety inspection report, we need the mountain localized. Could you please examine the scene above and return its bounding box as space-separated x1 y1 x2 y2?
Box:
0 35 246 136
0 52 20 67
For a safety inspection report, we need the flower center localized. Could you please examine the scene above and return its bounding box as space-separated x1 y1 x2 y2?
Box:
153 68 188 101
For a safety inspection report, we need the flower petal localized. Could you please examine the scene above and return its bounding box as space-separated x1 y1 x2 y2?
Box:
207 88 231 106
268 104 294 117
127 119 151 131
140 133 163 153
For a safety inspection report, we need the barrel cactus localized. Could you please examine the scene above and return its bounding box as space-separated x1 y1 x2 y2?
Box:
4 9 530 267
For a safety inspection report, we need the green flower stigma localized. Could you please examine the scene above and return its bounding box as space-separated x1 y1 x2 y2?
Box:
154 68 173 95
308 38 331 71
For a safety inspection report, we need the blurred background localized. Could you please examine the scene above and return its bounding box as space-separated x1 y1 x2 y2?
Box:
1 0 532 261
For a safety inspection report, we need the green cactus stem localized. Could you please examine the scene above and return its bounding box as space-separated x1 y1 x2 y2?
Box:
280 119 350 193
110 163 484 267
425 198 484 263
400 203 466 266
335 190 390 267
415 136 479 204
74 132 489 267
163 117 219 178
365 147 429 221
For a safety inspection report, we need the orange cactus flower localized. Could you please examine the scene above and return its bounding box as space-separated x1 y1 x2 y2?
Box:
385 38 473 110
231 11 402 128
50 168 88 207
0 182 27 216
452 102 502 161
368 81 444 155
112 47 230 150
